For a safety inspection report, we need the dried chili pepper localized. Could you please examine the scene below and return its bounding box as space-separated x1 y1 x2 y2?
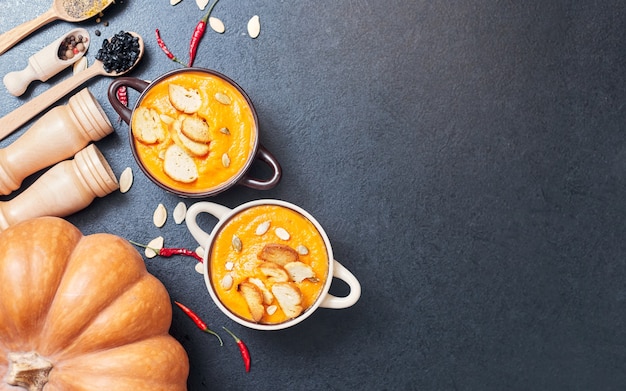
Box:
129 240 203 263
175 301 223 345
116 85 128 122
222 326 251 372
187 0 220 67
155 28 187 66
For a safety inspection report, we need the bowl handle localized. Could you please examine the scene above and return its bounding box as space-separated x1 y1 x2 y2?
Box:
238 144 282 190
319 260 361 309
185 201 233 247
107 77 150 124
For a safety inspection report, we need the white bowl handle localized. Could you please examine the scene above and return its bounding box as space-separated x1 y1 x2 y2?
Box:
185 201 233 247
319 260 361 309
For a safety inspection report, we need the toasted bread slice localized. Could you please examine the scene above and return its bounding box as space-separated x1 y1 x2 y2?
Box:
248 277 273 305
284 261 316 283
132 106 166 144
258 244 299 266
172 118 210 157
239 281 265 322
181 115 211 143
257 261 289 282
163 144 199 183
169 83 202 113
271 282 303 319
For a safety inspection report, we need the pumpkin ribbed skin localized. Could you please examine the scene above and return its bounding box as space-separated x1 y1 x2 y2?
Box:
0 217 189 391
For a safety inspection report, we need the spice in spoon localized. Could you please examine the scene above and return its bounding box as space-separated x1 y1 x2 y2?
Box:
95 31 141 73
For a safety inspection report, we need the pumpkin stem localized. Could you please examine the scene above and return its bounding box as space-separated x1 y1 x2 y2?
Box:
6 351 53 391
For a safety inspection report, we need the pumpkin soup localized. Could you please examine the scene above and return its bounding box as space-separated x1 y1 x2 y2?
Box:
209 205 329 324
131 71 256 194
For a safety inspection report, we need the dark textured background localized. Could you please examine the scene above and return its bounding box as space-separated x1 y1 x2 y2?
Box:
1 1 625 390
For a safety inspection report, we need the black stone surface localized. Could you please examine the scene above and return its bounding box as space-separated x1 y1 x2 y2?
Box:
1 1 625 390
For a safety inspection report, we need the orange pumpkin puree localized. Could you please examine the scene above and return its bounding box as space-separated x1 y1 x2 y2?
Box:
132 71 256 193
210 205 329 324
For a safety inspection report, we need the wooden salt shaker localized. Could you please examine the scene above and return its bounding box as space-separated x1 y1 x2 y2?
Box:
0 144 119 231
0 88 113 195
3 28 90 96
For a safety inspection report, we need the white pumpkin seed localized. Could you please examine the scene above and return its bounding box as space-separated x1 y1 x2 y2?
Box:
195 246 205 258
247 15 261 39
173 202 187 224
225 261 234 271
275 227 290 240
232 235 242 252
194 262 204 274
222 153 231 167
153 203 167 228
221 274 234 290
209 16 225 33
214 92 231 105
145 236 164 258
255 220 271 235
196 0 209 10
219 127 230 135
266 305 278 315
119 167 133 193
72 56 88 74
296 245 309 255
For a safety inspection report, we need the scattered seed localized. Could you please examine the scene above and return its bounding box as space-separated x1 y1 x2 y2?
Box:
195 246 205 258
225 261 234 271
119 167 133 193
153 203 167 228
173 202 187 224
296 245 309 255
222 153 231 167
214 92 231 105
72 56 88 74
196 0 209 10
221 274 234 290
275 227 290 241
145 236 164 258
194 262 204 274
219 127 230 135
232 235 242 252
266 305 277 315
247 15 261 39
209 16 225 33
255 220 270 235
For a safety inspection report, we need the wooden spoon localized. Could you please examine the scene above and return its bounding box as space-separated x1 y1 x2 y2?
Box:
0 32 144 141
0 0 115 55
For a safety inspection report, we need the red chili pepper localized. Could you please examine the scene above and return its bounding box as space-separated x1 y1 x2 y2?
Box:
155 28 187 67
222 326 251 372
116 85 128 122
175 301 223 345
187 0 220 67
129 240 203 263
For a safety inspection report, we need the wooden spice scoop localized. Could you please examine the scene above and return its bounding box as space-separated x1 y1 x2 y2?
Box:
0 32 144 142
0 0 114 55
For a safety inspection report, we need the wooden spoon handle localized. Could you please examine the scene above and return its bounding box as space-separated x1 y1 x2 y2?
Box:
0 63 105 141
0 8 59 55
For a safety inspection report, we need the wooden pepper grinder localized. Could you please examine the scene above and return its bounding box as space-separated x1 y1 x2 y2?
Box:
0 144 119 231
0 87 113 196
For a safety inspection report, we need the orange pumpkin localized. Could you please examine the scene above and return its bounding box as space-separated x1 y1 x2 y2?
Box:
0 217 189 391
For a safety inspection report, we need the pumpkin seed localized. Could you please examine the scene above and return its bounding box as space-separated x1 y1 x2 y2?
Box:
221 274 234 290
214 92 231 105
196 0 209 10
222 153 230 167
153 203 167 228
247 15 261 39
195 246 205 258
296 245 309 255
119 167 133 193
72 56 88 74
225 261 234 271
232 235 242 252
255 220 271 235
173 202 187 224
219 127 230 135
145 236 164 258
266 305 278 315
194 262 204 274
275 227 290 240
209 16 225 33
